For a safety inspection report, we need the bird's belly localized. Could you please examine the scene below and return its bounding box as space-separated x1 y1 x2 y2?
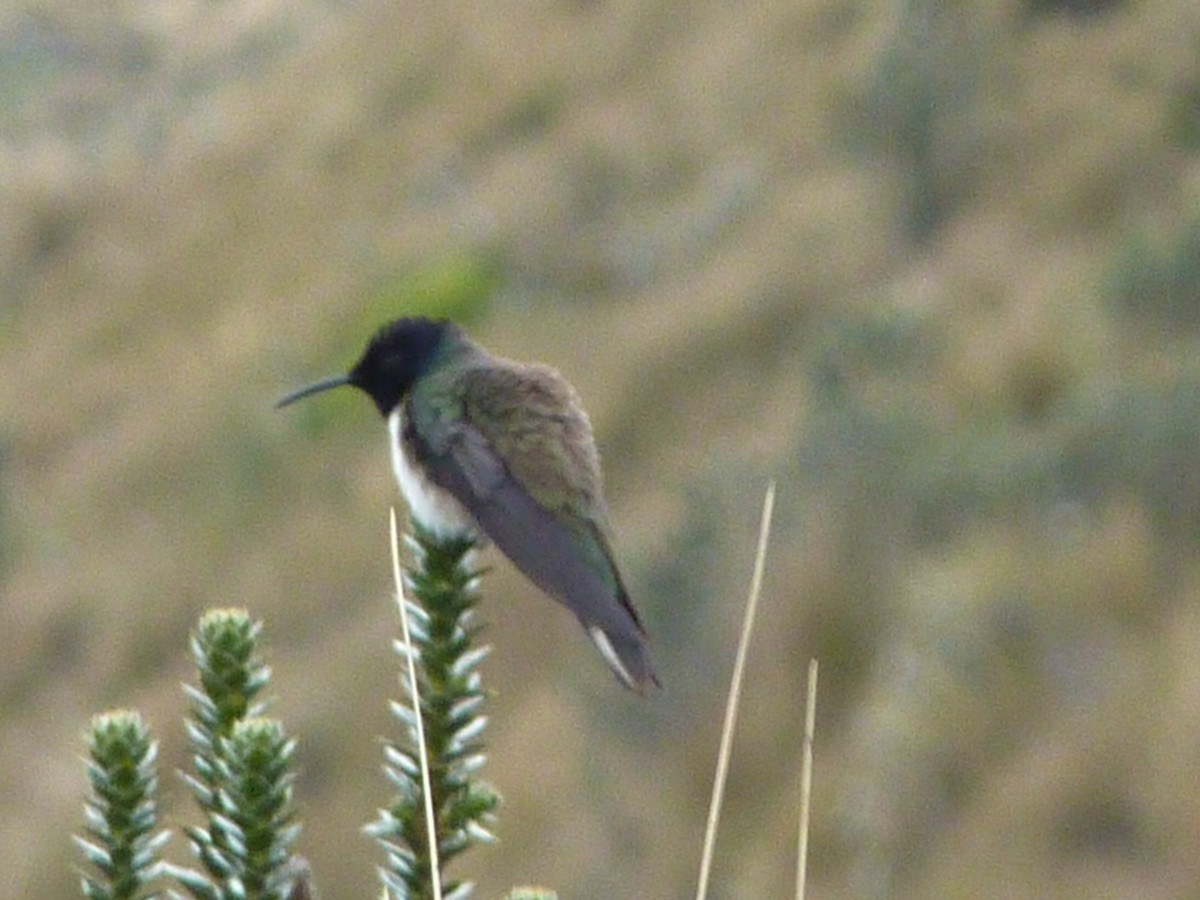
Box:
387 410 477 537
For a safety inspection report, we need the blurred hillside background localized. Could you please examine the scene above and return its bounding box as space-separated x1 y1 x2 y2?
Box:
3 0 1200 896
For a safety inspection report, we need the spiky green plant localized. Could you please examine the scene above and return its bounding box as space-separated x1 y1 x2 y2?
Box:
75 710 170 900
74 520 543 900
173 608 303 900
368 523 500 900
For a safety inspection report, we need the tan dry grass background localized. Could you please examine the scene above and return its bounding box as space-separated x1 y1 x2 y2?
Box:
4 0 1200 897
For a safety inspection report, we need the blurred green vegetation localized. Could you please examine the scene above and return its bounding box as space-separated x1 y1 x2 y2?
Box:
355 253 497 339
284 253 498 436
1107 218 1200 334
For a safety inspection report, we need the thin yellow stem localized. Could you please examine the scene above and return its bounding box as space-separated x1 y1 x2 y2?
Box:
389 508 443 900
695 481 776 900
796 658 819 900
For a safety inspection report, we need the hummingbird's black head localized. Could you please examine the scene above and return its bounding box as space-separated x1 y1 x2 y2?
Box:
348 317 459 416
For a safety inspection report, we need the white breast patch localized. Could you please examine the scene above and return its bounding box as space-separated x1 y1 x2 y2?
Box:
387 409 477 537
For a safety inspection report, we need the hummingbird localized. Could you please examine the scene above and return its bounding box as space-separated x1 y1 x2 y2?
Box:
277 317 658 692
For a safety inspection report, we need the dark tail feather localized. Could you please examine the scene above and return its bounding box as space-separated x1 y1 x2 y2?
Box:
586 625 660 693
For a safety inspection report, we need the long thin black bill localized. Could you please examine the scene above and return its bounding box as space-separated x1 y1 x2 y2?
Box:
275 374 352 408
